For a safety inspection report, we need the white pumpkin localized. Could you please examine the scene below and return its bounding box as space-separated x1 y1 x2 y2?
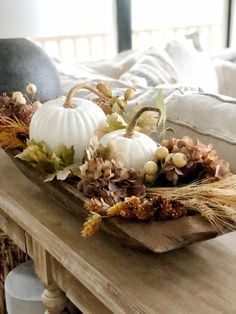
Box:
99 107 161 171
29 94 106 163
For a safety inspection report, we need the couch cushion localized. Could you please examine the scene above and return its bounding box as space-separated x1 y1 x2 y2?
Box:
165 40 218 93
165 92 236 172
119 47 178 88
213 58 236 98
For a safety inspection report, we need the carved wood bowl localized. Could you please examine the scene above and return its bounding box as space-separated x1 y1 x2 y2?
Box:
6 149 227 253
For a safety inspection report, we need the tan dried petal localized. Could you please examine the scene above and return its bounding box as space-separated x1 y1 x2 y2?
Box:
124 88 135 101
96 83 112 98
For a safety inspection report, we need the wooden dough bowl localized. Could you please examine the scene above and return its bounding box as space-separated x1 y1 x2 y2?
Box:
6 150 227 253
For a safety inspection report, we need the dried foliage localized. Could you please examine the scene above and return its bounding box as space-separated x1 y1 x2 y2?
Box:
160 136 231 185
0 88 40 150
96 104 161 138
146 175 236 231
84 136 123 164
79 158 145 206
0 93 35 126
81 212 102 239
17 140 74 174
93 83 134 115
84 198 109 215
106 195 186 220
0 116 29 149
82 195 187 237
2 84 235 242
95 84 163 138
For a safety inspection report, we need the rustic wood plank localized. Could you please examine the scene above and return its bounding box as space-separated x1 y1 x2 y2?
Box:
1 149 236 313
5 149 223 253
25 236 54 286
0 208 26 252
51 259 112 314
25 234 110 314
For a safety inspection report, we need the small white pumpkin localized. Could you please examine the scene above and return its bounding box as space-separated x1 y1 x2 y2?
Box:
29 84 106 163
99 107 161 171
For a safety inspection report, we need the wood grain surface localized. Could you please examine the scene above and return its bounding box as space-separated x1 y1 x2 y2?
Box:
0 149 236 313
5 149 225 253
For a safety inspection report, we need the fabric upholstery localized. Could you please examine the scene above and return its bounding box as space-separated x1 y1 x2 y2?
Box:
165 92 236 172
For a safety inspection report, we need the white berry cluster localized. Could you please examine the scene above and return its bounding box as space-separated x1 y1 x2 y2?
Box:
143 146 188 184
12 83 42 110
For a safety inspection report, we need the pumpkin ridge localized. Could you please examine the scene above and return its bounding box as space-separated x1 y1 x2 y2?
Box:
81 109 96 136
133 137 147 169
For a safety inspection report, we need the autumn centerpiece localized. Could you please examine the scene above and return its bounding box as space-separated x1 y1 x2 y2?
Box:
1 82 235 247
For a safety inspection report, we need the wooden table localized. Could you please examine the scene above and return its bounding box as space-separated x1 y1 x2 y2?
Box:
0 149 236 314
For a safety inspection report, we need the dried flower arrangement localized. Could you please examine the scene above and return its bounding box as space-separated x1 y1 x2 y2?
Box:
1 82 236 245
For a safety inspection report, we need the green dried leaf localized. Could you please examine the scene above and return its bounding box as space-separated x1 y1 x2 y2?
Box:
112 101 128 119
136 110 160 135
55 144 74 166
156 90 165 129
155 90 176 142
96 113 128 138
45 163 82 182
106 113 127 132
16 140 75 173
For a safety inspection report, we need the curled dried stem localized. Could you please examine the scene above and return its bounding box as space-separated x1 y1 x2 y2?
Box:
64 83 107 108
125 106 162 138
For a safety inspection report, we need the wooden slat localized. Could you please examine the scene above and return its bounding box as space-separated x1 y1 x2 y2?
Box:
24 233 110 313
51 258 112 314
0 209 26 252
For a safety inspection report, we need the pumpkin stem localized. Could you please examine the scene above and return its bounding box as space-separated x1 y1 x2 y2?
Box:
64 83 107 108
125 107 162 138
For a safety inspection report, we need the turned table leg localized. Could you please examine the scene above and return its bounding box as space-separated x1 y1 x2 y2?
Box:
42 283 67 314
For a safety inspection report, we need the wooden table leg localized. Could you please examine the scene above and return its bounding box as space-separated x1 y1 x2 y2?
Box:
25 237 68 313
42 283 67 314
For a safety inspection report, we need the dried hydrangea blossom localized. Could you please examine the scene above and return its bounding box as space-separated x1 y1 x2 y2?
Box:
161 136 231 185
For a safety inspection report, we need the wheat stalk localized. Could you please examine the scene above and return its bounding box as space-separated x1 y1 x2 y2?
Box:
0 115 28 149
146 175 236 230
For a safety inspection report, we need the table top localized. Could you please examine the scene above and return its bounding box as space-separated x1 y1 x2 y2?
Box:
0 149 236 314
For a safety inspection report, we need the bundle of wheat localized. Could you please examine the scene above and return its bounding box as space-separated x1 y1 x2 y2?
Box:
146 175 236 231
0 229 29 314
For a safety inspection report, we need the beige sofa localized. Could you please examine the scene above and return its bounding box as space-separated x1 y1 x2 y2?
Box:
57 39 236 172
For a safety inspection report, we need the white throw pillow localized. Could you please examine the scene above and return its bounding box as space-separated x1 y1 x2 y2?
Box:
213 58 236 98
165 40 218 93
119 47 178 88
165 92 236 172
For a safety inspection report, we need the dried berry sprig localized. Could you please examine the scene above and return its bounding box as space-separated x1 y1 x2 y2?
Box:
0 83 41 126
